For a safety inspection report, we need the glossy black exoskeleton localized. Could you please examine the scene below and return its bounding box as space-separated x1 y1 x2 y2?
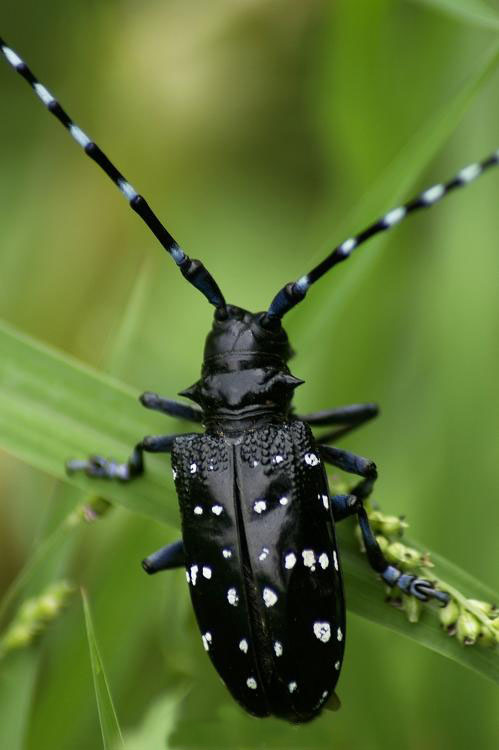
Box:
70 304 448 722
4 36 495 723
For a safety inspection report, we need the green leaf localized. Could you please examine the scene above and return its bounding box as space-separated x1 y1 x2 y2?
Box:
337 524 499 684
410 0 499 31
0 318 177 526
81 589 124 750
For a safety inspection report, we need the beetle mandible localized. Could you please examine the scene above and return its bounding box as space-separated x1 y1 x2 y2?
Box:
1 36 497 724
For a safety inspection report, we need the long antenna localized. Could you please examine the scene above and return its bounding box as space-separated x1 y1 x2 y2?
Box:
0 37 226 313
264 148 499 322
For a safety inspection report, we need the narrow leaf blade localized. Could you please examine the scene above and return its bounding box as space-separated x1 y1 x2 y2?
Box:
81 589 124 750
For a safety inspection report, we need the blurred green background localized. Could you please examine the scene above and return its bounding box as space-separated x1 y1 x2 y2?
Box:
0 0 498 748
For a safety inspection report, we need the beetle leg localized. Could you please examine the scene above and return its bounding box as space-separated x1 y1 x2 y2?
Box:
306 403 378 443
321 444 449 606
299 402 378 427
142 539 185 574
66 433 182 481
140 392 203 423
330 492 449 606
319 444 377 480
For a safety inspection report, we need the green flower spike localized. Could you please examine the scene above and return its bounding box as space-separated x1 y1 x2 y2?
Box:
0 580 74 659
356 505 499 647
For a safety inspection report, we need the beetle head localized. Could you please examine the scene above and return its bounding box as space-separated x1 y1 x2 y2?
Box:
178 306 302 418
201 305 293 373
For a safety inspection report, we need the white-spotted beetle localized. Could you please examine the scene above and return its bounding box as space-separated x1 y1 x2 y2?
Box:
1 36 497 724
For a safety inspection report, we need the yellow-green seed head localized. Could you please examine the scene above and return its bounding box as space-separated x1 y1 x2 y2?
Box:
456 611 480 646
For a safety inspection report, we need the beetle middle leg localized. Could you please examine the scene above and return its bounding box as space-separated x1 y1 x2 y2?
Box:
66 433 183 481
319 444 449 605
301 402 378 444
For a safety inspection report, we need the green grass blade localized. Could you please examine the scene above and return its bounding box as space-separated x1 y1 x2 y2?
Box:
0 318 176 526
81 590 124 750
337 524 499 684
410 0 499 30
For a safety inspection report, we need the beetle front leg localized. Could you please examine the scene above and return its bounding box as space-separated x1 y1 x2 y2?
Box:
140 392 203 423
66 433 181 481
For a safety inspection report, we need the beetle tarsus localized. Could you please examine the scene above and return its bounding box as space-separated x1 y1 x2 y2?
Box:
66 433 183 482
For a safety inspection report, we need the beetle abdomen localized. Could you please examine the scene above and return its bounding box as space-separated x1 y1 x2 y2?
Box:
172 421 344 723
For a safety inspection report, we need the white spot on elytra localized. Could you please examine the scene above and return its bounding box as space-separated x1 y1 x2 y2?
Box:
259 547 269 561
338 237 357 256
288 681 297 693
304 453 319 466
334 660 341 671
189 463 197 474
337 627 343 642
263 587 278 607
252 460 259 468
190 565 198 586
239 638 248 653
333 550 339 571
201 632 212 651
322 494 329 510
273 455 284 464
319 553 329 569
285 552 297 570
69 124 91 149
246 677 257 690
193 506 203 515
202 566 212 579
313 621 331 643
211 504 223 515
172 468 177 480
3 46 23 68
421 183 444 204
302 549 316 571
34 82 55 106
274 641 283 657
222 549 232 559
383 206 406 227
458 163 481 183
227 588 239 606
254 500 267 514
279 496 289 506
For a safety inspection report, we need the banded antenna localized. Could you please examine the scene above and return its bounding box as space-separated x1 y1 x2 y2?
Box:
264 148 499 322
0 37 226 313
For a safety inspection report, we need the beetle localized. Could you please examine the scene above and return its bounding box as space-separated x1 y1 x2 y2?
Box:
1 36 497 724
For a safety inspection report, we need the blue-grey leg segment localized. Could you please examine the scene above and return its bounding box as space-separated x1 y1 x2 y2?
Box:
142 539 185 575
140 392 203 423
319 444 377 479
323 444 449 606
66 433 182 481
331 494 448 604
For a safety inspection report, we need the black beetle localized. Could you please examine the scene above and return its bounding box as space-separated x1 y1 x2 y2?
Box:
2 36 496 724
